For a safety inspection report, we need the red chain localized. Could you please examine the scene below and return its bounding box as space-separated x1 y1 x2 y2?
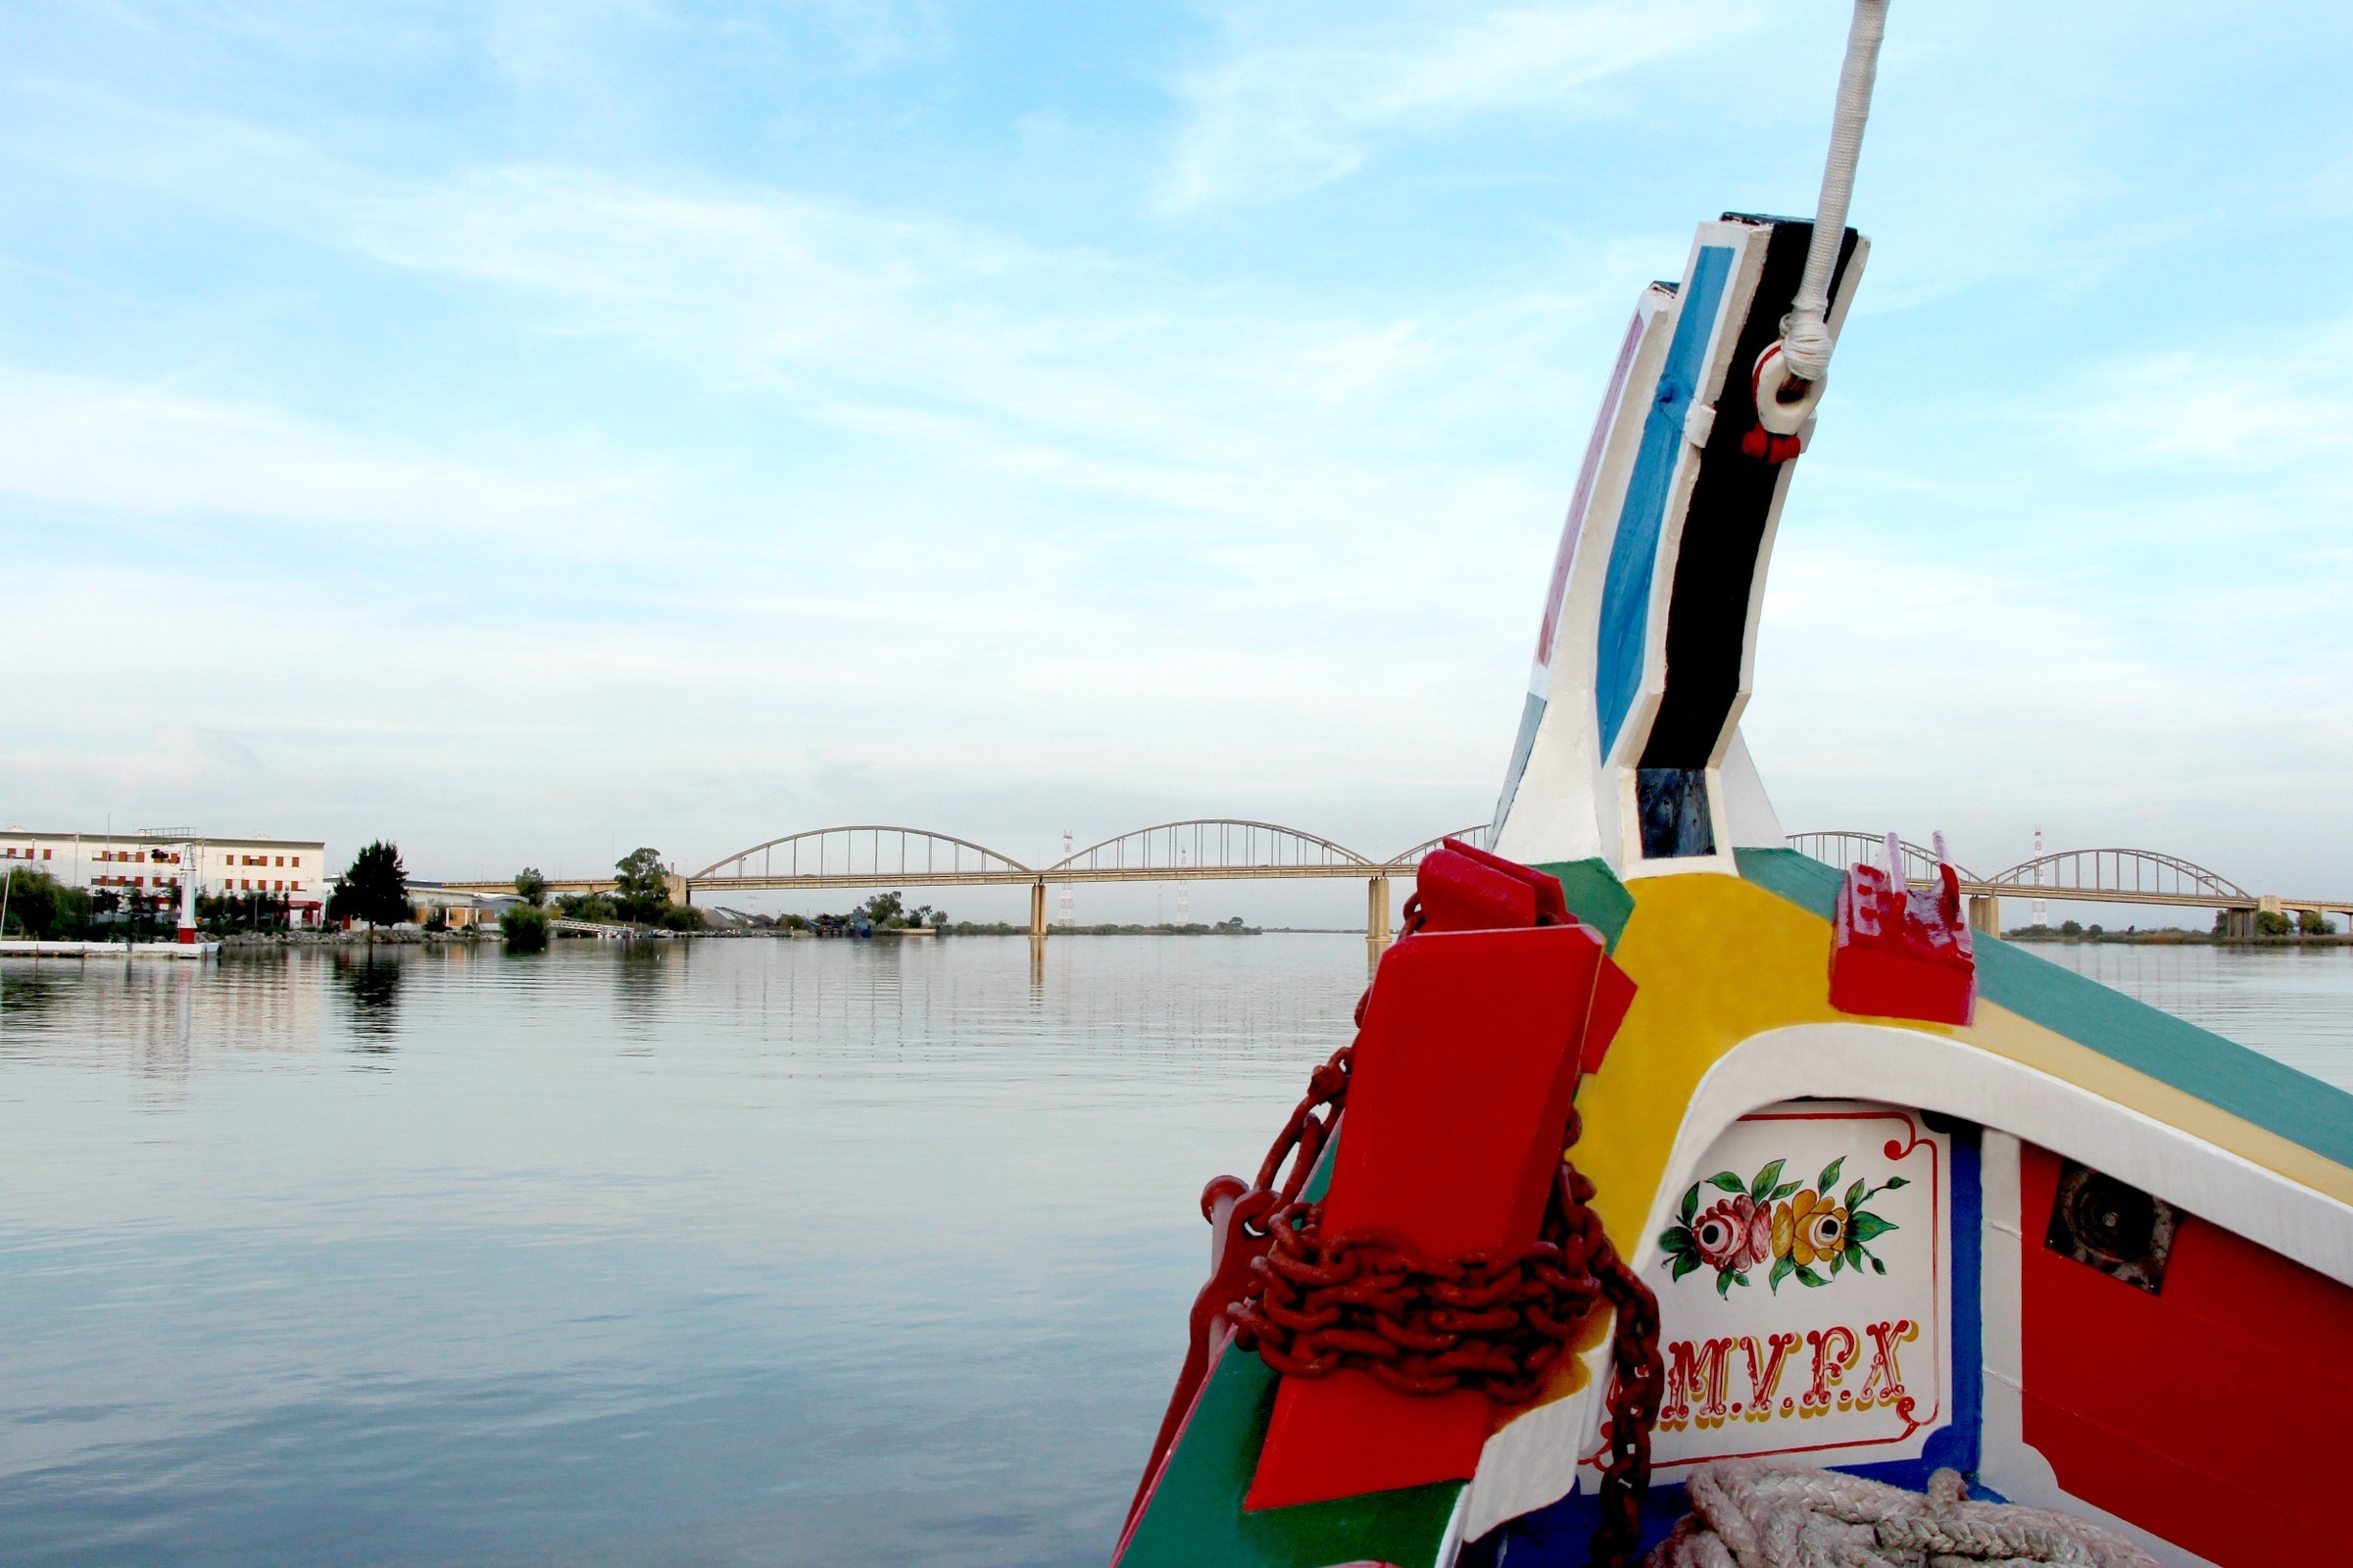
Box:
1220 1042 1664 1567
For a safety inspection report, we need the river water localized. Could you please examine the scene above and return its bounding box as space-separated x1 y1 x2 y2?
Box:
0 935 2345 1566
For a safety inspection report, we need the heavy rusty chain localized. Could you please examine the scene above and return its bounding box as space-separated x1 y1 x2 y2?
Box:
1222 1047 1664 1568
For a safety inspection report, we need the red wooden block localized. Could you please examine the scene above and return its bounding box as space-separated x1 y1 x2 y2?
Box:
1829 862 1975 1026
1242 923 1608 1510
1413 850 1538 933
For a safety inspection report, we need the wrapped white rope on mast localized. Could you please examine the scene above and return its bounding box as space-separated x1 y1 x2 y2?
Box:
1784 0 1887 382
1745 0 1888 462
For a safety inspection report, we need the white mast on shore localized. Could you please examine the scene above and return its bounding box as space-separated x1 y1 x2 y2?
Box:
177 842 199 945
2031 826 2048 930
1057 830 1075 928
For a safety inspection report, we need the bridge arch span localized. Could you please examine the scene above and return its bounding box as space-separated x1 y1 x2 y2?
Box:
1787 830 1981 887
1981 848 2250 905
1382 824 1495 869
691 826 1033 886
1047 819 1373 878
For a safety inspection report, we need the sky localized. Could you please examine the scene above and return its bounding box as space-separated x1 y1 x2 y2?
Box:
3 1 2350 922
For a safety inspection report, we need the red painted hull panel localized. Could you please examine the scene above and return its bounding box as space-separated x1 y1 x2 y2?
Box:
2019 1143 2353 1564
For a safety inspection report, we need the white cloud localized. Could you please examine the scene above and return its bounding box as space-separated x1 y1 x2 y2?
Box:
1158 2 1757 211
0 367 654 542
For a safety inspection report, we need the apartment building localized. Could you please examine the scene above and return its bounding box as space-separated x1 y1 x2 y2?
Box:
0 830 331 926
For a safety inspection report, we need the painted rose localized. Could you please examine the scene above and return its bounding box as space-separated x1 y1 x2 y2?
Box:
1774 1189 1851 1266
1660 1155 1903 1294
1691 1194 1770 1271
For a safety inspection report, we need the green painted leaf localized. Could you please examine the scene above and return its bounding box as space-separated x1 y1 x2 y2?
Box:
1716 1268 1734 1298
1884 1177 1910 1191
1850 1211 1897 1242
1817 1156 1844 1194
1844 1242 1865 1273
1844 1178 1867 1211
1829 1250 1844 1276
1768 1254 1794 1294
1768 1182 1800 1202
1707 1171 1745 1194
1681 1185 1699 1225
1732 1269 1751 1287
1660 1227 1695 1254
1869 1254 1887 1276
1794 1264 1827 1288
1672 1251 1703 1281
1749 1159 1787 1201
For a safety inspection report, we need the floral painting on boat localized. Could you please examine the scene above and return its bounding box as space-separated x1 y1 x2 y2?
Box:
1657 1155 1906 1298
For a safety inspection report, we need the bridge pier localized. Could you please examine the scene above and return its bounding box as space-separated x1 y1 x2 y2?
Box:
1968 895 2001 937
1367 875 1392 952
1029 879 1048 940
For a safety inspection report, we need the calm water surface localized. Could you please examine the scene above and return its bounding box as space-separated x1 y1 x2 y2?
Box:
1 935 2346 1565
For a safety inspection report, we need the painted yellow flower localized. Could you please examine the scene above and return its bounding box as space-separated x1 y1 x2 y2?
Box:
1776 1189 1851 1266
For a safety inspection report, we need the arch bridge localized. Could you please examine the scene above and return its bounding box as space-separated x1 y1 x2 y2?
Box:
1788 832 2349 937
452 820 1497 944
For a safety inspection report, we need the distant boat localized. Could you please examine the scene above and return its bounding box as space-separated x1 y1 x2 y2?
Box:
1113 5 2353 1564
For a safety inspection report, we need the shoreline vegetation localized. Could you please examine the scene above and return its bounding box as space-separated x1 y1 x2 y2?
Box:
2004 924 2349 946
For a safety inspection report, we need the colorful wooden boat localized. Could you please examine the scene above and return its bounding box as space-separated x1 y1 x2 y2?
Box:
1114 11 2353 1563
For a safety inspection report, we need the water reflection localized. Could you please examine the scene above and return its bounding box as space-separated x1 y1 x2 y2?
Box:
1 936 2338 1568
611 941 685 1052
333 950 405 1052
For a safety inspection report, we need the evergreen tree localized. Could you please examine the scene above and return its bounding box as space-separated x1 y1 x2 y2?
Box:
328 841 411 928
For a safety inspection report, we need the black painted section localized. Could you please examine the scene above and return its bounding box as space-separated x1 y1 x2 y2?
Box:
1637 219 1859 769
1636 767 1716 858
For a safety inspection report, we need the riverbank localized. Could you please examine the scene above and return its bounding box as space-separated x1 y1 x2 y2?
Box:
221 928 493 948
2005 929 2353 946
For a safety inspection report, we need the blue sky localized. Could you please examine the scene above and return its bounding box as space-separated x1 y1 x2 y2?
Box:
4 1 2350 916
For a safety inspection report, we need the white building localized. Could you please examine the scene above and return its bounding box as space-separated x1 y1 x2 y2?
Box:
0 830 331 926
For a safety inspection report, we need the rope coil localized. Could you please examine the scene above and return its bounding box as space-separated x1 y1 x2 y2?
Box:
1649 1461 2161 1568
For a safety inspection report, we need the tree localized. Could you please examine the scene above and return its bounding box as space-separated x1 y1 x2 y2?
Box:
2299 909 2337 936
612 848 671 924
328 841 411 928
2255 909 2292 937
515 867 549 906
501 904 551 954
3 869 89 939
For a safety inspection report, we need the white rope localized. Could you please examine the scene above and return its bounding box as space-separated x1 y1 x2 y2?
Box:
1648 1462 2162 1568
1781 0 1887 383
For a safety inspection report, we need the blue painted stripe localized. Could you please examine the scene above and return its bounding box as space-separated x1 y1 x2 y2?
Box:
1490 689 1547 840
1594 245 1733 759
